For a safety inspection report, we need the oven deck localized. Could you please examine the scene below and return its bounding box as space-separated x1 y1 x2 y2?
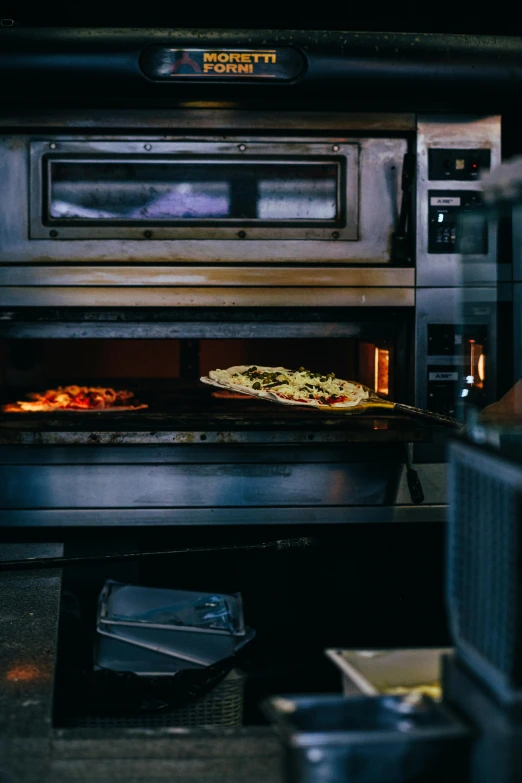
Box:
0 412 429 445
0 391 445 526
0 383 431 444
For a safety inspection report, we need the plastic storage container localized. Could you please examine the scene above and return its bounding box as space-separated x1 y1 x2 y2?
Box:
263 693 470 783
325 648 452 699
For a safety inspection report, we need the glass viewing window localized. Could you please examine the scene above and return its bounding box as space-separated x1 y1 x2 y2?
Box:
46 158 342 225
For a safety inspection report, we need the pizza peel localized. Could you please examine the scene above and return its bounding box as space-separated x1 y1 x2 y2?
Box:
332 386 462 428
200 375 461 429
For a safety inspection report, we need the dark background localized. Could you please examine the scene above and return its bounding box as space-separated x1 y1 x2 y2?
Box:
0 4 520 36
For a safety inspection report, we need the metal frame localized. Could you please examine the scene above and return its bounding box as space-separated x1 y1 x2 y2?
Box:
0 506 447 526
0 110 417 132
30 140 359 241
0 306 413 339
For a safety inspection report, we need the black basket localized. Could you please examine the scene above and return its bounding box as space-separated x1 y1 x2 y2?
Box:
447 439 522 699
66 667 246 729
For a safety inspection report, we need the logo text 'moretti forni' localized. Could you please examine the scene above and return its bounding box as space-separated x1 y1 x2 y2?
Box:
203 50 277 74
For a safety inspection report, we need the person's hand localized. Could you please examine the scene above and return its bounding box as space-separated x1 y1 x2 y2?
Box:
480 378 522 420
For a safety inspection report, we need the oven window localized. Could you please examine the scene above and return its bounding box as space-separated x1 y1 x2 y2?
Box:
30 140 359 240
46 158 342 224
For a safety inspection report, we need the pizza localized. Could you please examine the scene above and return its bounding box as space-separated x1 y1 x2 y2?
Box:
2 385 148 413
201 365 370 409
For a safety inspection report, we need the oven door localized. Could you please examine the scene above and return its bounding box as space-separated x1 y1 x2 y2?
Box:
30 140 359 241
0 134 407 266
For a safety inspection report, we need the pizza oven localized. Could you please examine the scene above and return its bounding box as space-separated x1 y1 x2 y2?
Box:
2 28 521 778
0 105 503 527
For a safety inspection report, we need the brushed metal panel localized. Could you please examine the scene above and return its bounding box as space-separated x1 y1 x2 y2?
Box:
0 287 415 307
416 115 501 288
0 462 402 509
0 445 399 465
0 506 447 526
0 110 417 131
0 266 415 287
0 322 376 340
0 424 424 445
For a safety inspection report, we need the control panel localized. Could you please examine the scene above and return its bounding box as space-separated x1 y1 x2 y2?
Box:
427 365 460 416
426 323 489 415
417 117 500 290
428 191 487 254
427 324 463 356
428 148 491 181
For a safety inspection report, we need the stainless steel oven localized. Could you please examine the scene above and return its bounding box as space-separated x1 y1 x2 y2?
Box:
3 28 522 780
0 109 504 527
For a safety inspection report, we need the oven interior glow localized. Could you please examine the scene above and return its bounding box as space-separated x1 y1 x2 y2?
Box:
374 348 390 397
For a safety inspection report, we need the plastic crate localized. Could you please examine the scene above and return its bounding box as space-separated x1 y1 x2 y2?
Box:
67 667 246 729
447 439 522 700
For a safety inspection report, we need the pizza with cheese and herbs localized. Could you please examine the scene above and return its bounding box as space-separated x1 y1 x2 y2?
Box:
202 365 370 409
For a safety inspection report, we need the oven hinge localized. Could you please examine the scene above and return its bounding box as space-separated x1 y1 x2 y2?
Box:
391 152 416 265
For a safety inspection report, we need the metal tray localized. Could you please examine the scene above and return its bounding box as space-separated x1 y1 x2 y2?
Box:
263 693 470 783
325 648 453 699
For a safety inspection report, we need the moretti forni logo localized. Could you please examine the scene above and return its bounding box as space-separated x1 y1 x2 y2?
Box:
141 46 306 82
199 50 277 75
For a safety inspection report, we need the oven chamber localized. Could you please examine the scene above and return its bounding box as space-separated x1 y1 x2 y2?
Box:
0 315 425 525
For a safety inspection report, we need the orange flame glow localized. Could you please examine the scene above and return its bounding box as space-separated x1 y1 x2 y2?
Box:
2 386 148 413
6 664 45 682
374 348 390 397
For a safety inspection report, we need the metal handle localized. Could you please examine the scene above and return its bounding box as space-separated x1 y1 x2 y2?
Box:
394 402 461 429
404 444 425 505
391 152 416 264
0 537 317 571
